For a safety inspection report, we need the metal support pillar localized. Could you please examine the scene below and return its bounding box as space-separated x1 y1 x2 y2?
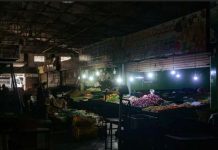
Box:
118 93 123 150
10 63 23 113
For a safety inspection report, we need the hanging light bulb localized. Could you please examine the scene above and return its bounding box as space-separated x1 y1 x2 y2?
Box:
116 76 123 84
176 73 181 78
89 76 94 81
113 68 116 75
193 74 199 81
147 72 154 79
170 70 176 75
211 70 216 76
82 74 87 79
96 70 100 76
129 76 134 82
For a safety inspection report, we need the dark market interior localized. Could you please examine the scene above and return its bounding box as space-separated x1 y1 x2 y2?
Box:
0 1 218 150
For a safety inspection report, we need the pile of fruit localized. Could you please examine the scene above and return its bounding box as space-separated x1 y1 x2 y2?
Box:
142 104 184 113
105 93 119 103
130 94 164 108
70 89 95 101
122 96 138 105
71 110 99 140
83 92 93 100
86 87 101 92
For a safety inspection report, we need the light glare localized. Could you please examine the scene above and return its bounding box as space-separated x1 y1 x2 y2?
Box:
171 70 176 75
116 76 123 84
147 72 154 79
211 70 216 76
135 76 144 79
82 74 87 79
113 68 116 74
96 71 100 76
176 74 181 78
89 76 94 81
129 76 134 82
193 75 199 81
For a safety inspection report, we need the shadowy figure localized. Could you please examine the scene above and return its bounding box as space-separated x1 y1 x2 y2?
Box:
2 84 9 94
36 82 49 119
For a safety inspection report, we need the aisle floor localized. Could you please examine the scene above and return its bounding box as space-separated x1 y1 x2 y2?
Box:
52 131 118 150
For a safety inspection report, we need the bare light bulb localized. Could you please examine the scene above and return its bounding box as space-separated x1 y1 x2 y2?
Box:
129 76 134 82
116 76 123 84
211 70 216 76
82 74 87 79
171 70 176 75
96 71 100 76
193 75 199 81
147 72 154 79
89 76 94 81
176 74 181 78
113 68 116 75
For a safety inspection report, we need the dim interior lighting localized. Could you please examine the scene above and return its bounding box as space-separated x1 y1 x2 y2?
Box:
171 70 176 75
78 76 80 80
147 72 154 79
89 76 94 81
113 68 116 75
96 71 100 76
135 76 144 79
13 63 25 67
61 56 71 62
116 76 123 84
193 74 199 81
82 74 87 79
129 76 134 82
176 74 181 78
211 70 216 76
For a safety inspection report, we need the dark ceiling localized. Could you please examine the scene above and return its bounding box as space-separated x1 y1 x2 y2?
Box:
0 1 209 54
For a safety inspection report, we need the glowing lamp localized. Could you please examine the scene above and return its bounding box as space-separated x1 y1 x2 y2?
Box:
116 76 123 84
89 76 94 81
129 76 134 82
96 71 100 76
211 70 216 76
176 74 181 78
82 74 87 79
171 70 176 75
193 75 199 81
147 72 154 79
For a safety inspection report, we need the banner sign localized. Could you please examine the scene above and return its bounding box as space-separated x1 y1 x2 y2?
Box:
124 9 206 60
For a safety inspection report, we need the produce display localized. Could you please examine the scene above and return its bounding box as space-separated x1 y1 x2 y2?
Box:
142 101 206 113
83 93 93 100
130 94 164 108
71 110 100 140
86 87 101 92
71 110 100 120
70 89 83 97
70 87 209 113
142 104 185 113
46 96 68 116
70 88 104 101
70 89 86 101
105 93 119 103
126 96 139 104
